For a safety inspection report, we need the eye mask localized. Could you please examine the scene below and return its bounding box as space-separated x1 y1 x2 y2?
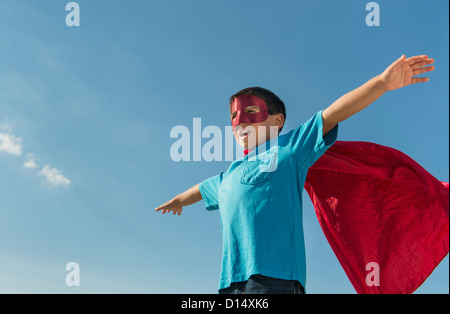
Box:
230 95 269 130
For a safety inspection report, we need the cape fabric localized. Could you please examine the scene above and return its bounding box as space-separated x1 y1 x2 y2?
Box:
304 141 449 294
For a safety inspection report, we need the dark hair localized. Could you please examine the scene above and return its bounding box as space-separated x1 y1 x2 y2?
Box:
229 87 286 132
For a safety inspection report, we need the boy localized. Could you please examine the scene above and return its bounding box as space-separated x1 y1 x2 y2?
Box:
155 54 437 294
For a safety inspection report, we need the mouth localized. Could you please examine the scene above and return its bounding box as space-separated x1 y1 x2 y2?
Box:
239 129 251 139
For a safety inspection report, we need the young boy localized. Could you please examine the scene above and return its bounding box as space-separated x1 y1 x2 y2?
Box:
155 54 436 294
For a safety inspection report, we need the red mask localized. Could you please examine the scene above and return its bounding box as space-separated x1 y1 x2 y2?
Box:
230 95 269 130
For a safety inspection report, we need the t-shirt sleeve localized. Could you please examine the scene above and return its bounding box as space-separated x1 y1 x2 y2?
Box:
198 172 224 211
288 109 338 168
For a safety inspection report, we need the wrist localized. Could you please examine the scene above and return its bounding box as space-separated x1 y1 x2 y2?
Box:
376 73 388 93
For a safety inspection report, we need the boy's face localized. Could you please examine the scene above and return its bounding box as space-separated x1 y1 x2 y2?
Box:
230 95 284 150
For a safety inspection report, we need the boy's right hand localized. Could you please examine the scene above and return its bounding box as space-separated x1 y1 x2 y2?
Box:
154 198 183 216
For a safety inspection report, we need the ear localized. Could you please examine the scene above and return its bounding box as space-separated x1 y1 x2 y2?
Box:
275 113 285 130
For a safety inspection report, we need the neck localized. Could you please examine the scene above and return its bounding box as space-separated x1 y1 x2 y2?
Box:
243 136 277 157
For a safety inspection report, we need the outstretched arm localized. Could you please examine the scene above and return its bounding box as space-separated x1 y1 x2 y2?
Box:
154 183 202 216
322 55 435 135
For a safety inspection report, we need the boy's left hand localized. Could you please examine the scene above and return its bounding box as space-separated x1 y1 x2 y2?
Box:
380 55 435 91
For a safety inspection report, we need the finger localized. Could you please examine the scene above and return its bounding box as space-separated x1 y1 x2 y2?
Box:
413 65 435 75
155 202 169 211
411 77 430 84
410 59 434 70
406 55 429 65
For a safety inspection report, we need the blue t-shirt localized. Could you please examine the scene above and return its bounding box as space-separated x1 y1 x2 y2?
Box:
199 110 339 291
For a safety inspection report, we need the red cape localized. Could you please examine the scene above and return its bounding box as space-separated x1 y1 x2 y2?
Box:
305 141 449 294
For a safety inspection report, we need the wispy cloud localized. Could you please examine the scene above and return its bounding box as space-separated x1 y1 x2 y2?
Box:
0 128 70 188
23 153 39 169
0 132 23 156
39 165 71 188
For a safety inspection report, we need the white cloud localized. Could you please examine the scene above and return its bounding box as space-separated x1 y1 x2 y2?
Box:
23 153 39 169
39 165 71 188
1 128 70 188
23 159 39 169
0 132 23 156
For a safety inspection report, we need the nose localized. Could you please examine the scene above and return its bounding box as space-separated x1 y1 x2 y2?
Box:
232 110 253 130
233 124 253 136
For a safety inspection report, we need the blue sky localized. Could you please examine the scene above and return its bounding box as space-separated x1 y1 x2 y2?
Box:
0 0 448 293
